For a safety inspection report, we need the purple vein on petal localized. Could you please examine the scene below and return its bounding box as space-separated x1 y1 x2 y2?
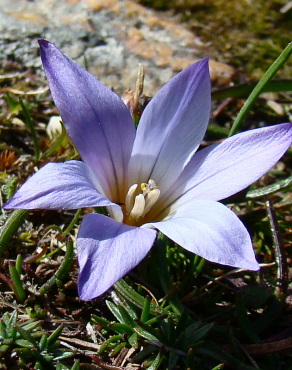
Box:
3 161 115 211
158 122 292 213
128 57 211 190
39 40 136 202
144 200 259 271
77 213 157 300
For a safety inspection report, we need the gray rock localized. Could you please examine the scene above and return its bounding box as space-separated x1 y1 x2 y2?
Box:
0 0 233 95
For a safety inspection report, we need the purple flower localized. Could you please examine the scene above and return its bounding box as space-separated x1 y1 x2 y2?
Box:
4 40 292 300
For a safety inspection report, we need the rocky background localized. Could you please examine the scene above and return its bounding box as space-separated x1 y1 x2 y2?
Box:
0 0 234 95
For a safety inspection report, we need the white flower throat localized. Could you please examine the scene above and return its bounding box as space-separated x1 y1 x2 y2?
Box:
125 179 160 222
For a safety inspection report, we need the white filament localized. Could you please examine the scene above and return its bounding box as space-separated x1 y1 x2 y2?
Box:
129 194 146 220
125 183 138 214
143 189 160 217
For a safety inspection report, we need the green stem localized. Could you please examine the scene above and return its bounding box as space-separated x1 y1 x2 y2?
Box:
228 42 292 137
212 79 292 100
40 123 67 160
0 209 29 256
62 209 81 237
193 257 205 277
246 174 292 200
19 98 39 161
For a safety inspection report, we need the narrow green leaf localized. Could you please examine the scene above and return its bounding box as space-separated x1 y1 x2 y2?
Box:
212 79 292 100
184 348 195 370
62 209 81 237
182 323 215 348
114 279 162 317
9 264 26 303
195 340 257 370
40 122 67 159
0 210 29 256
236 296 261 344
156 234 184 316
246 174 292 200
98 334 122 355
39 334 48 351
168 352 179 370
7 310 18 338
108 323 133 336
71 360 80 370
131 345 158 362
145 314 168 326
141 295 151 323
124 300 138 320
21 319 43 332
116 305 136 328
227 325 241 360
0 344 9 355
106 301 126 324
174 310 192 338
211 364 225 370
167 318 175 344
15 326 38 348
47 324 64 347
19 98 39 161
15 254 22 275
128 332 139 349
135 318 163 341
2 311 10 328
109 341 127 357
228 42 292 137
147 350 163 370
54 352 75 361
14 339 34 348
91 314 111 327
39 240 73 294
133 326 159 342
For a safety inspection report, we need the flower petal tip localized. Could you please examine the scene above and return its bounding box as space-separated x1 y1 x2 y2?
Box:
38 39 52 56
248 259 260 271
78 287 101 301
76 214 157 301
38 39 48 47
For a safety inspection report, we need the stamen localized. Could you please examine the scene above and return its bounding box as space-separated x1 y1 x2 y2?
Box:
126 179 160 223
129 194 145 220
141 179 158 196
143 188 160 217
125 184 138 213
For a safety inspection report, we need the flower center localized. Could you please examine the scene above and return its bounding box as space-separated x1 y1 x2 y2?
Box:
125 179 160 222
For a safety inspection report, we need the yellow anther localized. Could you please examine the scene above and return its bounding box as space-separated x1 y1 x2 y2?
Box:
141 179 158 196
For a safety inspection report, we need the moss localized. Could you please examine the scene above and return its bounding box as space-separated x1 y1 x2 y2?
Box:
137 0 292 79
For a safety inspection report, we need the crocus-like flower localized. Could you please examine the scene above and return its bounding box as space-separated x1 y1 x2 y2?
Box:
4 40 292 300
